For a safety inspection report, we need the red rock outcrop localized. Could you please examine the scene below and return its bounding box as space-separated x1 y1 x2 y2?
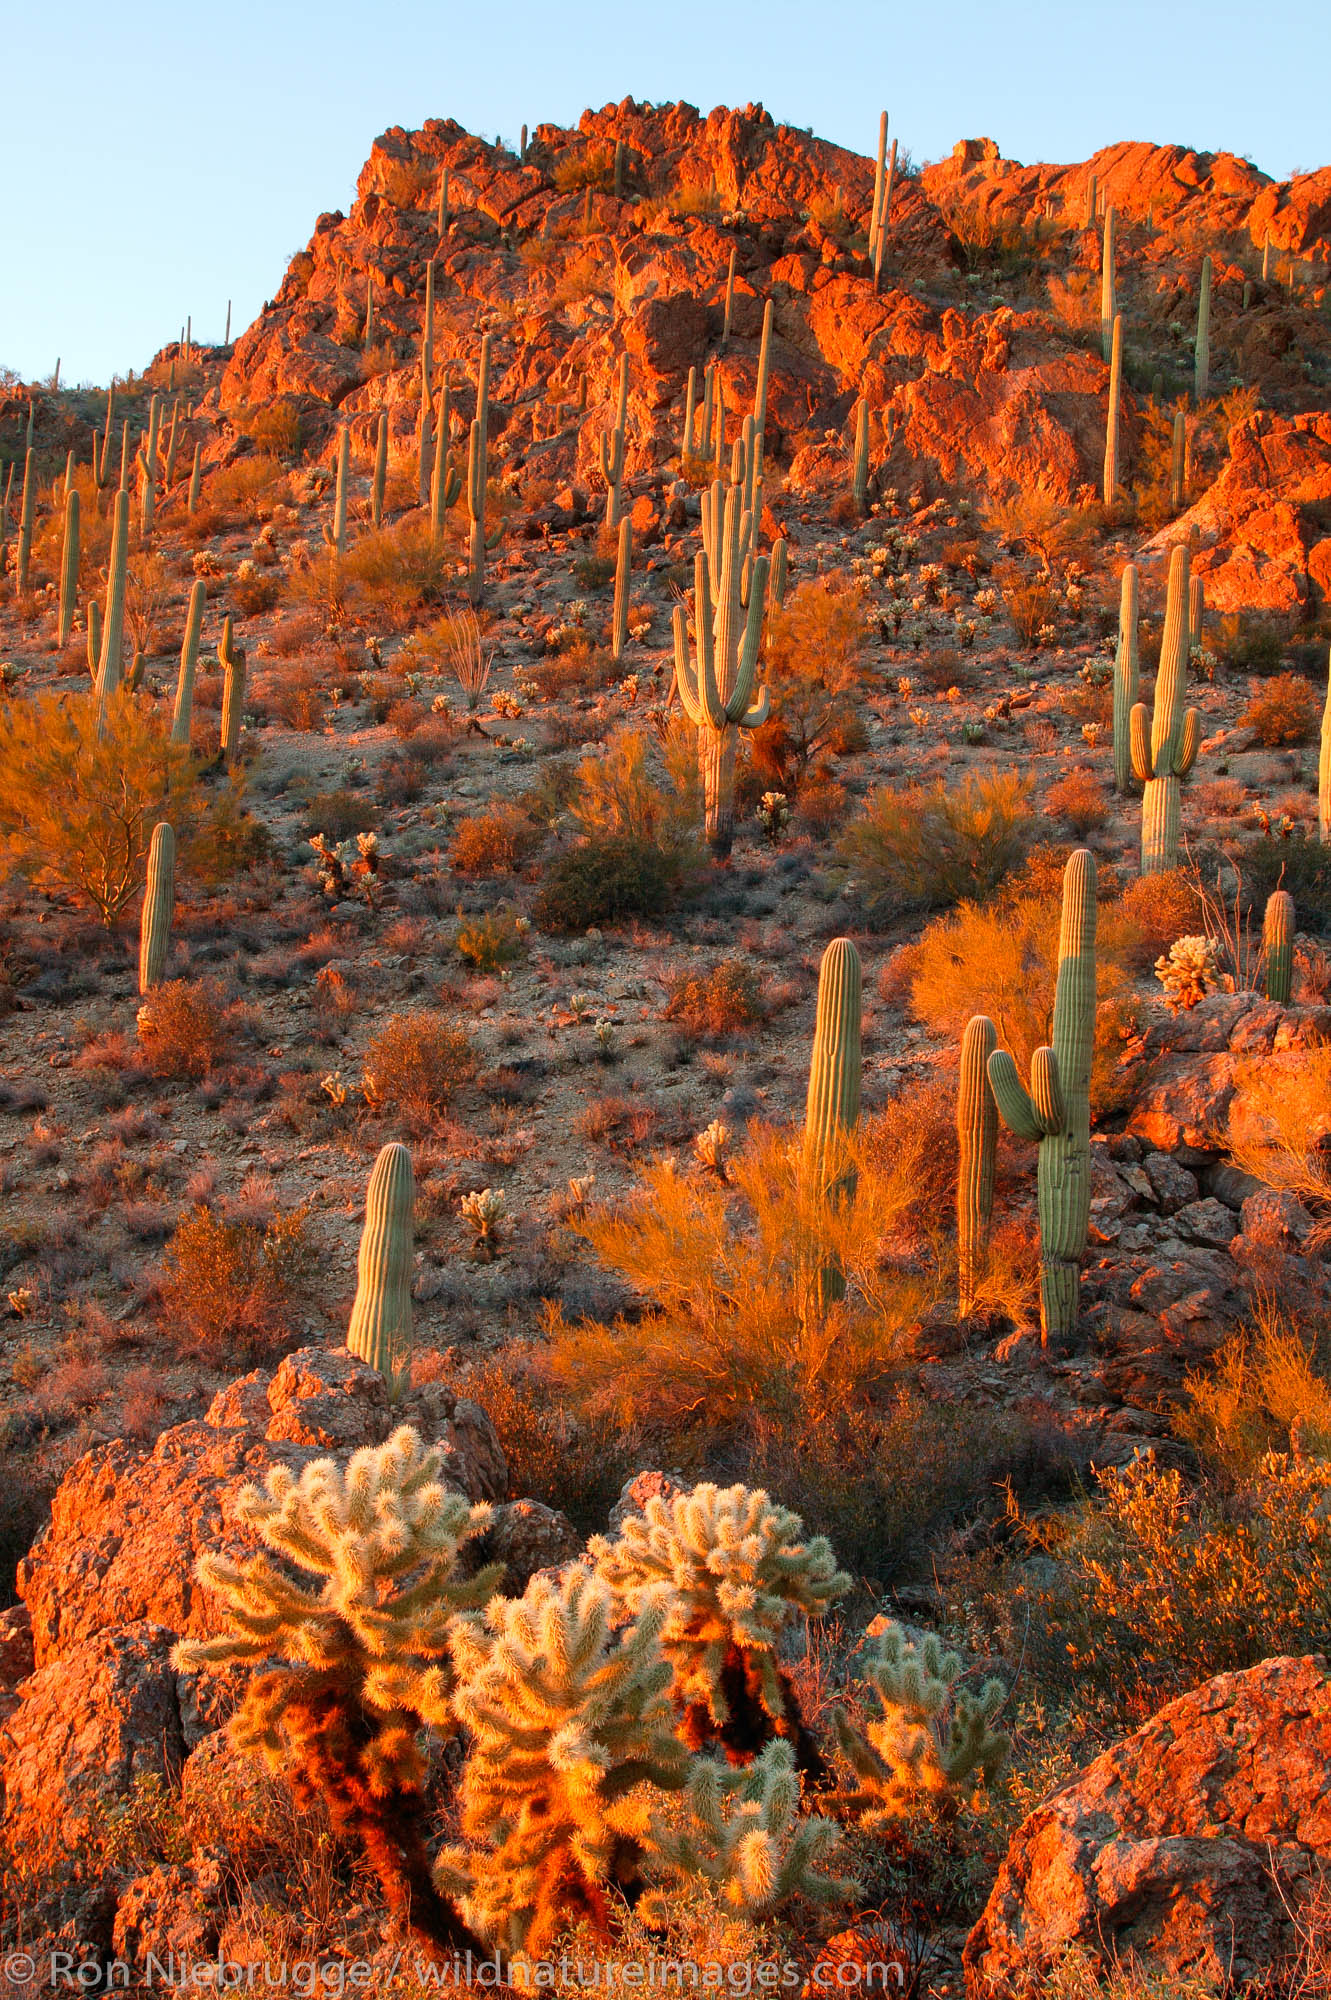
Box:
965 1654 1331 1995
1161 409 1331 611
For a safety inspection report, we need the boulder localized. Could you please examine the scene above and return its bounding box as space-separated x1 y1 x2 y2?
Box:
1126 1054 1236 1162
965 1655 1331 1995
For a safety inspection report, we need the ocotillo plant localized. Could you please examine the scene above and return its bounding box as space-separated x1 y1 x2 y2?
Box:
1263 890 1295 1004
598 353 629 528
172 578 206 746
347 1142 415 1398
16 449 33 593
673 483 770 859
803 938 862 1304
1311 652 1319 840
1100 208 1117 362
1131 545 1200 874
1112 563 1139 794
1103 313 1122 507
138 822 177 995
1195 255 1212 404
988 849 1097 1345
96 488 130 716
58 487 79 647
957 1016 998 1320
372 411 388 529
219 615 246 764
1170 409 1187 513
611 513 632 661
851 398 871 514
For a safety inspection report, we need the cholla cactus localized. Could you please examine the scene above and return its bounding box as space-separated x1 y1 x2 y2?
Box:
641 1742 856 1923
460 1185 506 1259
590 1483 849 1771
694 1118 731 1180
831 1622 1009 1827
1155 934 1221 1013
757 790 790 844
440 1566 689 1955
173 1428 499 1953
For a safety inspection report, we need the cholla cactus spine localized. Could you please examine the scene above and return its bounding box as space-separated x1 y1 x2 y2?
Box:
440 1566 689 1955
138 822 176 994
831 1622 1008 1826
347 1142 415 1396
1263 890 1295 1004
673 481 771 858
1131 544 1199 874
987 849 1097 1345
58 486 79 647
611 511 632 661
957 1015 997 1319
589 1481 848 1766
219 614 246 763
1112 562 1139 793
172 578 206 747
642 1741 856 1923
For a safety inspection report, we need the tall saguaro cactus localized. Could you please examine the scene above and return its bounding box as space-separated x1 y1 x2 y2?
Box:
868 113 888 270
172 578 206 746
1195 255 1212 404
987 850 1098 1346
752 299 773 479
1170 409 1187 514
1100 208 1117 362
804 938 862 1304
347 1141 415 1399
673 482 771 859
139 822 177 995
219 615 246 764
1319 648 1330 843
1263 890 1295 1004
16 449 34 593
58 487 79 647
851 398 870 514
598 353 629 528
96 488 130 717
957 1016 998 1320
1131 545 1200 874
1112 563 1139 794
611 513 632 661
325 423 350 560
372 411 388 529
1103 312 1122 507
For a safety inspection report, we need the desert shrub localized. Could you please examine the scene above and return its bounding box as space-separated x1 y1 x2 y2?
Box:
362 1011 476 1126
0 689 204 923
572 552 616 590
455 910 526 973
339 518 453 622
242 400 303 457
1042 769 1110 835
552 142 615 192
756 577 869 791
1225 1046 1331 1205
230 568 281 617
568 724 699 855
578 1092 660 1152
1104 869 1203 970
302 789 377 840
996 565 1058 648
1178 1309 1331 1482
985 493 1097 571
206 456 292 519
257 662 328 731
380 157 435 208
532 835 678 932
158 1205 313 1363
794 776 850 836
663 959 765 1039
1239 671 1320 746
1237 831 1331 933
546 1109 949 1449
136 979 239 1080
526 645 608 700
1214 610 1288 676
839 770 1033 924
1009 1452 1331 1710
450 804 544 876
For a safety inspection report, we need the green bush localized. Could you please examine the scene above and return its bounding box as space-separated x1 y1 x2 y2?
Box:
838 770 1033 925
532 835 679 932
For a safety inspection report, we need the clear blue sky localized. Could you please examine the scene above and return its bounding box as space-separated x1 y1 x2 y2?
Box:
5 0 1328 387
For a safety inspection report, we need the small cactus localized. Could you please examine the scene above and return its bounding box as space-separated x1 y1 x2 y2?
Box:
460 1186 506 1260
831 1622 1008 1826
1264 890 1295 1004
851 397 871 514
138 822 176 994
347 1142 415 1397
1170 409 1187 513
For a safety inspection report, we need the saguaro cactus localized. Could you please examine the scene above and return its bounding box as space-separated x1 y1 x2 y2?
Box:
16 449 35 593
96 488 130 715
430 378 459 534
1131 545 1200 874
1101 208 1117 362
347 1141 415 1397
1263 890 1295 1004
138 394 162 537
219 615 246 763
803 939 862 1304
1170 410 1187 513
851 398 871 514
874 141 897 292
1195 255 1212 404
1103 313 1122 507
868 112 888 271
611 513 632 661
753 298 773 477
988 849 1098 1346
58 487 79 647
139 822 177 994
957 1015 998 1320
770 536 789 611
673 482 771 859
187 442 203 515
722 245 737 346
1112 562 1139 794
598 353 629 528
172 578 206 746
372 411 388 529
465 335 499 606
325 423 350 559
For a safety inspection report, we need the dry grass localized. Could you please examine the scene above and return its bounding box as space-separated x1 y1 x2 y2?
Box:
839 769 1033 923
663 959 766 1039
1226 1047 1331 1205
158 1205 314 1363
1043 768 1111 835
136 979 240 1080
757 576 869 791
362 1012 476 1128
450 804 544 875
1179 1306 1331 1480
1240 672 1321 746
